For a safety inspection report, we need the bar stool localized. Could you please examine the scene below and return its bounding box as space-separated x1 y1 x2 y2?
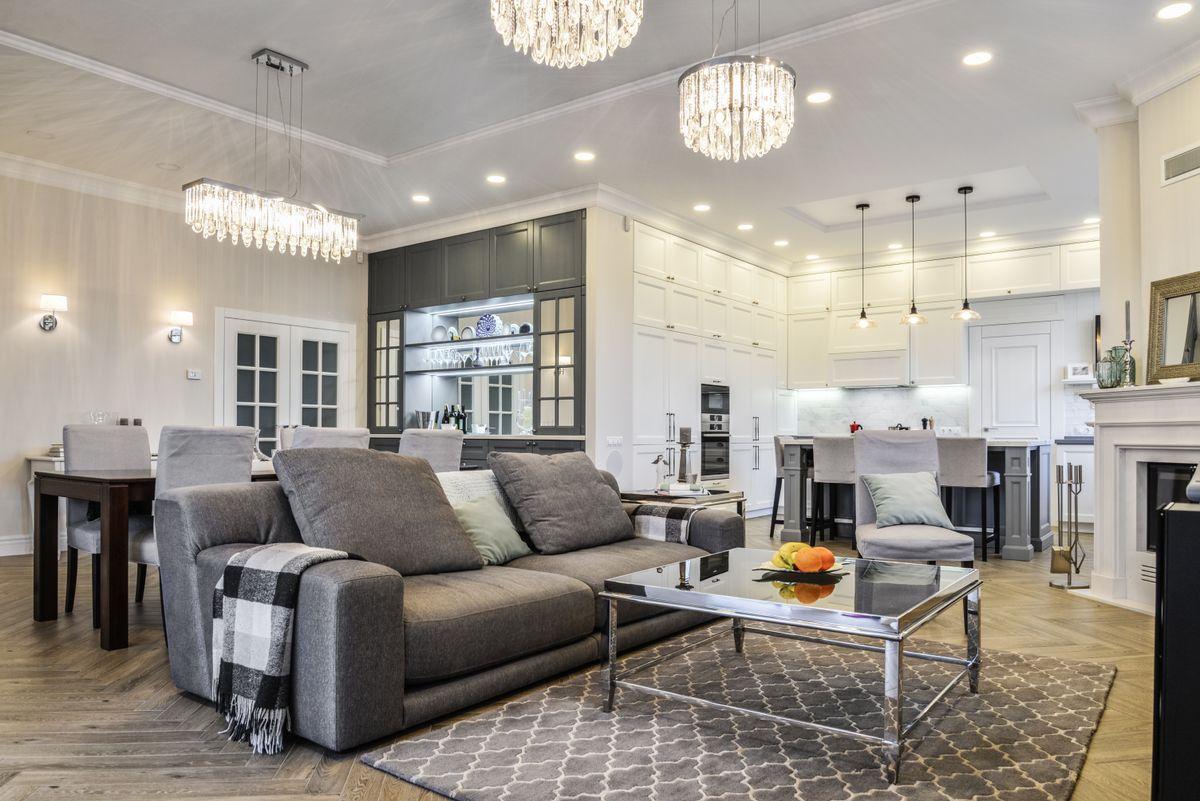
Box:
769 435 786 539
936 437 1001 560
813 436 856 548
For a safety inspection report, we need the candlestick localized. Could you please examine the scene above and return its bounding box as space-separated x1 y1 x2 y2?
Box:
1124 300 1131 343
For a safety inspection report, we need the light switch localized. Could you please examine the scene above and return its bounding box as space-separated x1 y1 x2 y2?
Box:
186 369 202 381
606 436 623 446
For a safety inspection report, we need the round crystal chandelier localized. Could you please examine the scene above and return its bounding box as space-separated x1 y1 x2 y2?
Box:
678 55 794 162
490 0 644 68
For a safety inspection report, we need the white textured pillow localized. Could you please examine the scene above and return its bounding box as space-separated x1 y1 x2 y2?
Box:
436 469 522 529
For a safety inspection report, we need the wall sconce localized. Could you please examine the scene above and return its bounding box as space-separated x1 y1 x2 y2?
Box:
168 310 193 344
39 294 68 332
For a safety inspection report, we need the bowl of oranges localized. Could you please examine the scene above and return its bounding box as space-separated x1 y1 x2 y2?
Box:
755 542 844 601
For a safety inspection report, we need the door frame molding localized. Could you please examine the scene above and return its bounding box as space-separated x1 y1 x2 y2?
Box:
213 307 358 427
968 320 1063 439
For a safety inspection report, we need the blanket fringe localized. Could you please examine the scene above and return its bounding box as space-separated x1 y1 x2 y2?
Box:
213 683 290 755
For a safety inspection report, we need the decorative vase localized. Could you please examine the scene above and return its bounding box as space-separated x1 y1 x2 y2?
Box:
1096 359 1123 389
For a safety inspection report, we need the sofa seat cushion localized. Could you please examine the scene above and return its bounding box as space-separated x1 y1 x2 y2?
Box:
855 523 975 562
402 566 594 685
507 538 706 629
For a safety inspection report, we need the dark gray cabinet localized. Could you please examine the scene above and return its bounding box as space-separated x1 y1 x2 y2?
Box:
490 221 534 297
368 248 406 314
405 241 443 309
443 231 490 303
533 287 584 435
533 210 584 292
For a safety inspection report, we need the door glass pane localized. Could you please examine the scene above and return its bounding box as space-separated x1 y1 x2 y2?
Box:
539 335 556 366
236 405 254 427
322 342 338 373
376 350 385 374
376 320 387 343
303 374 318 405
540 299 556 330
302 340 318 372
321 408 337 427
557 332 574 365
388 404 399 427
540 368 556 395
260 371 277 404
237 334 256 367
259 440 276 456
388 377 399 402
559 366 574 396
558 296 575 328
376 378 386 401
302 407 318 427
540 400 556 425
259 405 276 439
260 336 278 369
237 369 255 402
322 375 337 405
375 403 386 427
387 320 402 346
388 349 399 375
558 399 574 427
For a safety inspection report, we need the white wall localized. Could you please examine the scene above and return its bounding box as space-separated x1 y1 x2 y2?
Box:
0 175 367 551
1098 121 1142 366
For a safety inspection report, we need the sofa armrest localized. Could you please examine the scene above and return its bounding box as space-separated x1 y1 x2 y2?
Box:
291 560 407 751
687 509 745 554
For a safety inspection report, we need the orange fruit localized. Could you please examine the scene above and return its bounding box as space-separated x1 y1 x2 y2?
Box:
792 583 822 604
818 584 835 599
812 547 836 571
792 549 823 573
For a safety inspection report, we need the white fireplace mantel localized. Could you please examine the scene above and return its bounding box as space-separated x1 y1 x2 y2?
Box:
1079 383 1200 614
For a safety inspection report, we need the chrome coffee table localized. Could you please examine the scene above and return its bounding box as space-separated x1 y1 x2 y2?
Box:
600 547 982 784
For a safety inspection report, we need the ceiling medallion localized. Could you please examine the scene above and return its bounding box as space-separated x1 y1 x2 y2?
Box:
183 49 361 263
491 0 643 68
678 1 795 162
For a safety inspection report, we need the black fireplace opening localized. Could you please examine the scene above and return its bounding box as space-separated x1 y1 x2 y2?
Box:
1147 462 1198 551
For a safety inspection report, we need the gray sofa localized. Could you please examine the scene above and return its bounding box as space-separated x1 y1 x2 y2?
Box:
155 470 743 751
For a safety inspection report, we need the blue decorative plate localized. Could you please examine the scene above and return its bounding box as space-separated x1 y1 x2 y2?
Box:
475 313 502 337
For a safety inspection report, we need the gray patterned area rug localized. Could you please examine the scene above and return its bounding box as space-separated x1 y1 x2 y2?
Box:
362 624 1115 801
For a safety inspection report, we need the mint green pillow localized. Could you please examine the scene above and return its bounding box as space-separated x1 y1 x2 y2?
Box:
452 494 532 565
861 471 953 529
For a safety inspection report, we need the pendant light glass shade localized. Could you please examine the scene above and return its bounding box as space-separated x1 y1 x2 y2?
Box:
852 202 876 329
854 308 878 329
952 185 981 321
900 193 926 325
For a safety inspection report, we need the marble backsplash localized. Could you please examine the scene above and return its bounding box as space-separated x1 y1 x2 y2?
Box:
794 386 971 435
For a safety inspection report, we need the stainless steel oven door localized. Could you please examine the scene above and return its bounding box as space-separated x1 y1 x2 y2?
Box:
701 435 730 480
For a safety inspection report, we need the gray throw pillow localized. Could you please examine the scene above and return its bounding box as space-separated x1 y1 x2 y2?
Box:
273 448 483 575
487 451 633 554
861 471 954 529
452 494 532 565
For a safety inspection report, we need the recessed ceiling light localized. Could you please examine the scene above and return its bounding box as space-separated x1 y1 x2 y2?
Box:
888 242 903 250
962 51 993 66
805 254 820 261
486 174 506 184
412 194 431 203
979 230 996 238
155 161 180 172
1158 3 1193 19
806 90 832 104
737 223 754 231
1083 216 1100 225
25 129 54 140
693 203 711 212
573 151 595 162
773 239 789 247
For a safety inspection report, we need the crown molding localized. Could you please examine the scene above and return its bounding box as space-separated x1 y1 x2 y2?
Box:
1074 95 1138 129
1118 37 1200 108
0 150 179 213
0 30 389 167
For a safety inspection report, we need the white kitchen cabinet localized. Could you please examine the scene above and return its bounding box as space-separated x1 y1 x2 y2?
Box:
701 295 728 339
774 315 788 387
666 237 702 288
728 303 755 346
633 222 670 281
668 333 702 445
728 259 756 305
668 284 702 336
830 263 910 310
752 308 776 349
914 258 962 303
787 312 829 389
909 301 968 385
633 275 701 335
730 442 755 507
776 389 798 435
967 246 1061 298
727 344 755 438
631 325 671 447
1061 241 1100 291
1054 442 1094 527
701 249 729 296
752 349 776 440
787 272 830 314
701 339 728 384
828 305 910 354
829 350 909 387
753 269 785 311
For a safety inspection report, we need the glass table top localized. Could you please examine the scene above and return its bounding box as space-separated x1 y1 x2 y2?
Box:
603 548 979 637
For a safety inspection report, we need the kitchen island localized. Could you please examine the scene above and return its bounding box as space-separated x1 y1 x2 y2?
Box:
781 436 1051 561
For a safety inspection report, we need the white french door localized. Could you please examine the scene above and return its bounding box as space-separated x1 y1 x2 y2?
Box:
219 311 355 454
974 323 1051 440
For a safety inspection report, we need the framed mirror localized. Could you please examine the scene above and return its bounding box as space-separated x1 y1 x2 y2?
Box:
1148 270 1200 384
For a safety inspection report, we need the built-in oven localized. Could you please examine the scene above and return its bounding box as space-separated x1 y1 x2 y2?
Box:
700 383 731 480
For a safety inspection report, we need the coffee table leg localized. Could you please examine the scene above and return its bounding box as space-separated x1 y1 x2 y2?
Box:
883 639 904 784
965 586 982 694
732 617 744 653
604 598 618 713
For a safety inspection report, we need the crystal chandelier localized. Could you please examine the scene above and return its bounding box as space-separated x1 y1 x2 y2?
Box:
678 1 795 162
183 49 361 263
490 0 643 68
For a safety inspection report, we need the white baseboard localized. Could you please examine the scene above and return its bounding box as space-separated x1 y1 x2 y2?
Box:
0 533 31 557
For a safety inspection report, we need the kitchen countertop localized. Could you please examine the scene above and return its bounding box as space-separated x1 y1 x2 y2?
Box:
779 436 1050 447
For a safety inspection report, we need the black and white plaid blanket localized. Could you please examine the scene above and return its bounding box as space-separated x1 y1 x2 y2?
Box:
631 503 702 544
211 543 353 755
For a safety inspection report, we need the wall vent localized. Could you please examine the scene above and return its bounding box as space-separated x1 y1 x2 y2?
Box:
1141 563 1158 584
1162 141 1200 186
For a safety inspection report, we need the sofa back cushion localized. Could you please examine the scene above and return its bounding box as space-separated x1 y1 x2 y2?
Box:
487 451 633 555
273 448 483 575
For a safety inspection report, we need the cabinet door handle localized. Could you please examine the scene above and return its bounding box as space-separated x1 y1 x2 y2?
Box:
671 412 676 441
666 412 672 441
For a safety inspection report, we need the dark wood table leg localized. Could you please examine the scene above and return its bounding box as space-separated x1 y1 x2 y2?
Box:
99 483 129 650
33 477 59 621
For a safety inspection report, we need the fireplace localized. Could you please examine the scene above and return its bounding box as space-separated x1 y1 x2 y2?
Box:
1146 462 1198 552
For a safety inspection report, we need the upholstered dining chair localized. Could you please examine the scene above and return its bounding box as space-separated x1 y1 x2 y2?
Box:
812 436 856 548
289 426 371 449
853 430 975 567
62 424 154 628
398 428 464 473
937 437 1001 561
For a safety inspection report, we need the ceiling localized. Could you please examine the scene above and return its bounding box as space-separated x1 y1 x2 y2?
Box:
0 0 1196 267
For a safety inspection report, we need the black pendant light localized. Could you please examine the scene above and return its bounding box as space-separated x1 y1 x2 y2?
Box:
901 194 927 326
852 202 876 329
952 185 982 321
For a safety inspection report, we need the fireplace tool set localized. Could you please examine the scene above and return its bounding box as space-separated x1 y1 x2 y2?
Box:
1050 462 1090 589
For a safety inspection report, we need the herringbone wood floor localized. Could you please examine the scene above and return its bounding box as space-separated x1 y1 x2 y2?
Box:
0 519 1153 800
